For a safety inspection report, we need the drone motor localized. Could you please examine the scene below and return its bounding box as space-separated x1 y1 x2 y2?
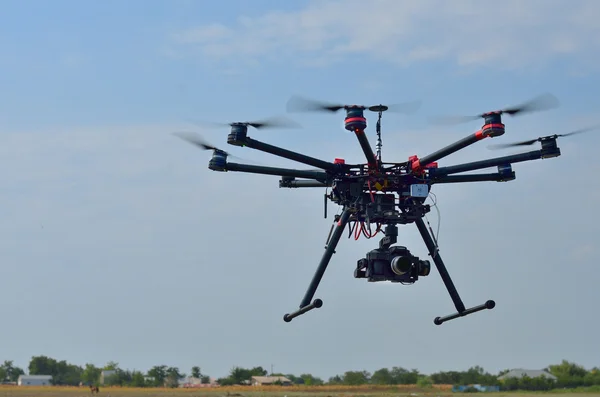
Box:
227 123 249 146
344 106 368 131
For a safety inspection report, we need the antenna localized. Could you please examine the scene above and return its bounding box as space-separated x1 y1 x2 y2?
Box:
376 109 384 162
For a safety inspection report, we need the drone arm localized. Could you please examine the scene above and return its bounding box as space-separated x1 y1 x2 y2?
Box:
353 129 379 168
224 162 329 181
431 149 548 177
283 208 352 322
279 178 332 188
415 217 495 325
431 171 515 184
412 131 491 172
244 137 339 173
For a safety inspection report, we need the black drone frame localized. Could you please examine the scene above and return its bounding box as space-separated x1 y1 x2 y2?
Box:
183 101 564 326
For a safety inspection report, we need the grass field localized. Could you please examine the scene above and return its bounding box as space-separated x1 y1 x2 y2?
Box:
1 385 600 397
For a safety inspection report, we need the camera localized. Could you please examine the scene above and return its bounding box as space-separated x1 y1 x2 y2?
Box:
353 224 430 284
354 245 431 283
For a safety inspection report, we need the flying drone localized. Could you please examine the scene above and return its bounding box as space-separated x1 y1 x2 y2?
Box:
174 93 598 325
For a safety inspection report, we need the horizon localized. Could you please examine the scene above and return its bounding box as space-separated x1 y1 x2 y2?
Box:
2 356 591 381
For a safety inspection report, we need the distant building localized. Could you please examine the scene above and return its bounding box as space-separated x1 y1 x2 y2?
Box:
452 384 500 392
100 370 117 385
497 369 557 381
17 375 52 386
251 376 292 386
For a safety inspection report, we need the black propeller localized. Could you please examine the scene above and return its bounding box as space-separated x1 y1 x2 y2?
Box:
430 93 560 125
172 131 251 161
186 116 301 130
286 95 422 114
487 125 600 150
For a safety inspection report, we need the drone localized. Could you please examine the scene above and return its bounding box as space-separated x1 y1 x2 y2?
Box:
173 93 598 325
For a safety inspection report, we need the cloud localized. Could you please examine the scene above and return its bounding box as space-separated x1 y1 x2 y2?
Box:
169 0 600 70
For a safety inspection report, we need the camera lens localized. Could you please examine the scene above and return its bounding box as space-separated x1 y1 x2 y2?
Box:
418 260 431 276
391 256 412 275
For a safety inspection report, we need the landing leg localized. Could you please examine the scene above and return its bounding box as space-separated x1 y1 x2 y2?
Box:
414 218 495 325
283 208 352 322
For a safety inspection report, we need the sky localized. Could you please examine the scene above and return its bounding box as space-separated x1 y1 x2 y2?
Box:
1 0 600 381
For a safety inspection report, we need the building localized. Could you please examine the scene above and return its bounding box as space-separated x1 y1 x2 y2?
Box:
452 384 500 392
100 370 117 385
251 376 292 386
17 375 52 386
497 369 557 381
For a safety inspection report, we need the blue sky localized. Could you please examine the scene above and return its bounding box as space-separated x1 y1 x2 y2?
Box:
1 0 600 381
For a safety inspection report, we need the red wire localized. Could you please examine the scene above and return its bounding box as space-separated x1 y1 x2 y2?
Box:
362 222 370 238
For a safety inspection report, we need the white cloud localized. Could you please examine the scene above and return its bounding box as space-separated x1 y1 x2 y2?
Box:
170 0 600 70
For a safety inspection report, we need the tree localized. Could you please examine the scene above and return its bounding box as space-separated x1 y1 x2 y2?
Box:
191 366 201 379
147 365 168 386
221 366 267 385
28 356 83 386
52 360 83 385
28 355 57 376
417 376 433 388
371 368 393 385
103 361 119 371
328 375 343 385
81 364 101 386
548 360 588 388
342 370 370 385
1 361 24 382
165 367 183 388
130 371 147 387
430 370 463 385
388 367 420 384
300 373 324 385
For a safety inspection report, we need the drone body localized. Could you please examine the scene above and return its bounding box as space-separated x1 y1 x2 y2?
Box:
174 93 590 326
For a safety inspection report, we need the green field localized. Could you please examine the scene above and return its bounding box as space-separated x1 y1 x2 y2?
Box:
1 385 599 397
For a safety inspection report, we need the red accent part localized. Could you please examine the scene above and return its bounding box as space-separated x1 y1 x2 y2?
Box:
475 130 484 140
411 158 422 172
409 154 437 172
482 123 505 130
334 158 345 164
346 116 366 123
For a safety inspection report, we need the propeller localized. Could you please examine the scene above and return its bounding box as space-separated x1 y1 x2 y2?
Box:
172 131 250 162
430 93 560 125
487 125 600 150
186 115 301 130
286 95 422 115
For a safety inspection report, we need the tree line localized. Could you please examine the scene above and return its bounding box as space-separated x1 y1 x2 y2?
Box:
1 356 599 391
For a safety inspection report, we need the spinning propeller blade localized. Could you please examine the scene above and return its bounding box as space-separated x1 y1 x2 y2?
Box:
172 131 219 151
186 115 301 130
487 125 600 150
172 131 251 162
286 95 421 114
286 96 346 112
430 93 560 126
